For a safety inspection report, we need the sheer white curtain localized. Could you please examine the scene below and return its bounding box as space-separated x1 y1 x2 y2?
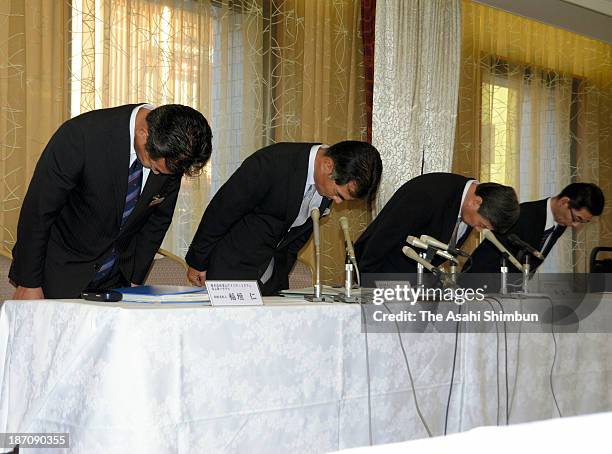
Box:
372 0 461 212
454 1 611 273
480 65 574 273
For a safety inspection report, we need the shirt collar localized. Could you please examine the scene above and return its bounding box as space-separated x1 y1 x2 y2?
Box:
307 144 327 188
459 179 478 221
129 103 155 165
545 197 556 231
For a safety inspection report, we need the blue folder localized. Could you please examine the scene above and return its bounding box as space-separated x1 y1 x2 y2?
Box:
114 285 209 303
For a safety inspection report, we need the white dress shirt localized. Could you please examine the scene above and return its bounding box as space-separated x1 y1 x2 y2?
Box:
457 179 478 241
129 103 155 192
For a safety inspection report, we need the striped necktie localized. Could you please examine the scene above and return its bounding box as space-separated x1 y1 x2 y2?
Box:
93 158 143 283
121 159 144 224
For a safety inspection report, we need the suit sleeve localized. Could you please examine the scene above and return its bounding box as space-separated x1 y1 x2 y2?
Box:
356 193 433 273
466 240 505 273
467 234 523 273
185 153 274 271
286 228 314 258
9 121 85 288
130 176 181 284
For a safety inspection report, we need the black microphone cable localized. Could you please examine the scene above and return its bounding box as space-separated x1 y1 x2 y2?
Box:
382 303 433 437
549 301 563 418
483 297 502 426
443 302 461 435
505 294 525 418
514 293 563 417
487 295 510 425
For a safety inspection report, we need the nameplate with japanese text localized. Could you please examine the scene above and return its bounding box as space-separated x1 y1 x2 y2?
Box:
205 281 264 306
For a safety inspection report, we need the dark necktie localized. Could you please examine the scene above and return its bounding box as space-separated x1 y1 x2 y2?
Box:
540 225 564 258
94 159 143 282
448 216 462 249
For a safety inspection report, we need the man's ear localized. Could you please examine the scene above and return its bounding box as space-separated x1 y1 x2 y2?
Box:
472 194 483 209
322 155 334 178
559 196 571 207
136 126 148 141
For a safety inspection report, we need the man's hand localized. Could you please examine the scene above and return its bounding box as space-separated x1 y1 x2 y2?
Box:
13 286 45 300
187 267 207 287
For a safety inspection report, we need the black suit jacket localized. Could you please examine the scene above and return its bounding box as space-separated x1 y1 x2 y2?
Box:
185 143 331 295
354 173 474 275
9 104 181 298
467 198 566 274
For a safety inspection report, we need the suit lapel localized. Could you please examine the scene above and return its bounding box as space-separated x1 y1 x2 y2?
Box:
121 173 171 229
535 199 548 236
516 199 560 264
278 196 332 250
107 112 132 228
457 226 473 247
444 180 469 245
516 199 550 251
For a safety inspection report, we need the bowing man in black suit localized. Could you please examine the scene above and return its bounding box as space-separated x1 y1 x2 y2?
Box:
354 172 519 275
185 141 382 295
467 182 605 274
9 104 212 299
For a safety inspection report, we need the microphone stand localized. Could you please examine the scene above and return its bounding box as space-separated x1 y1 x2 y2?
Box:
402 246 457 290
336 217 361 303
305 208 333 303
336 257 361 303
449 261 458 285
522 255 530 294
424 245 459 286
498 252 531 295
416 252 425 289
406 236 458 287
500 256 509 295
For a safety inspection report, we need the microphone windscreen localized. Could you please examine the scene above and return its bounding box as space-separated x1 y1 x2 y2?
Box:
339 216 349 230
311 208 321 248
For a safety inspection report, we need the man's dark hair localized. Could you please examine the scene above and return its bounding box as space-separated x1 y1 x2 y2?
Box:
325 141 382 203
145 104 213 177
559 182 604 216
476 182 519 233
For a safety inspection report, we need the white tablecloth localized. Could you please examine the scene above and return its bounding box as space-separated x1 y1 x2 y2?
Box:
0 297 611 453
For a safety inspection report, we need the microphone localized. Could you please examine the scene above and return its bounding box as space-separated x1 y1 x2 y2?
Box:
420 235 470 258
402 246 436 273
339 216 361 289
402 246 457 289
482 229 523 271
339 216 356 261
407 236 458 264
312 208 321 250
507 234 544 260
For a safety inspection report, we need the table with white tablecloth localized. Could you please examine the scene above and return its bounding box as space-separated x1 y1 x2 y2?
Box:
0 296 611 453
